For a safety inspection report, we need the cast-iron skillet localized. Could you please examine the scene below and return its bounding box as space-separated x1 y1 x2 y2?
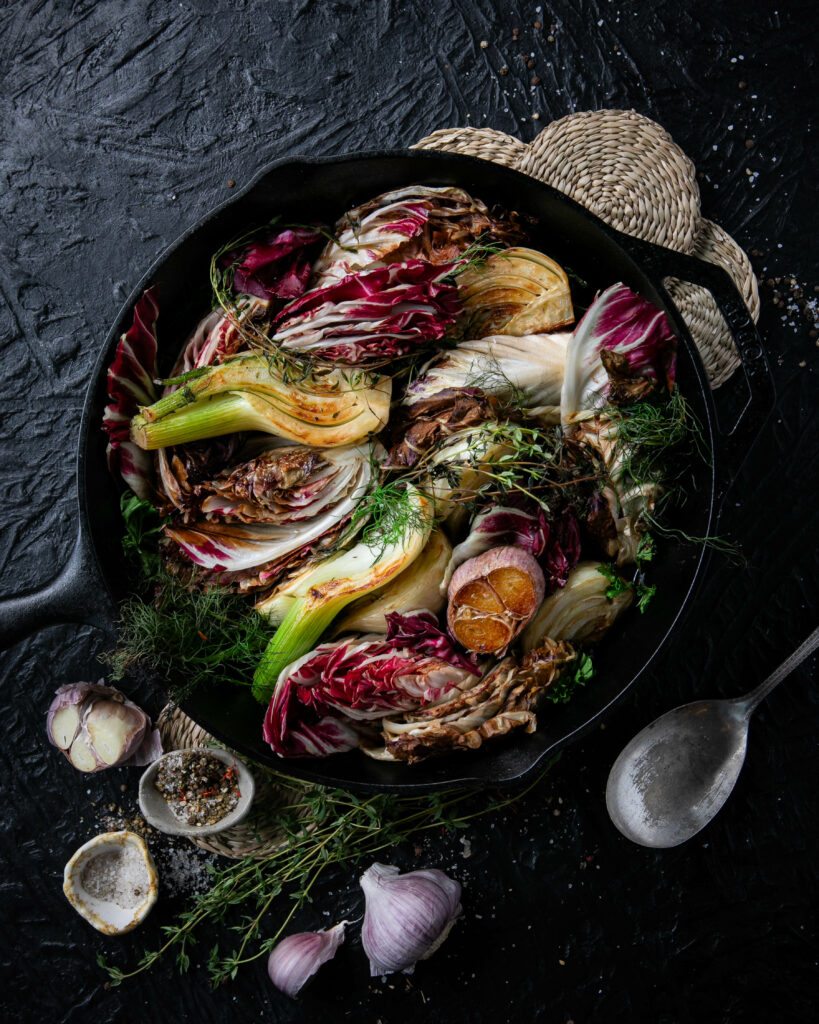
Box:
0 150 773 792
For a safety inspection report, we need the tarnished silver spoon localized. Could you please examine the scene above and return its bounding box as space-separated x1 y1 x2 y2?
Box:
606 625 819 848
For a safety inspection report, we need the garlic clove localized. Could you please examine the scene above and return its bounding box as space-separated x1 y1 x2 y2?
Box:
63 831 158 935
267 922 346 998
360 863 462 976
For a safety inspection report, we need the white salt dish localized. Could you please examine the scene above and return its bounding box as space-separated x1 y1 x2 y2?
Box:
63 830 158 934
138 746 255 837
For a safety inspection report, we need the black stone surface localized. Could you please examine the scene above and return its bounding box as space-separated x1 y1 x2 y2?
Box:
1 1 816 1021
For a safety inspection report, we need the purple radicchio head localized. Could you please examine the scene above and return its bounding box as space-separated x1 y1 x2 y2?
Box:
102 287 159 498
272 260 461 364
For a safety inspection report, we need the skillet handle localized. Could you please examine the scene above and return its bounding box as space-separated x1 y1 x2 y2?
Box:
615 235 775 487
0 522 115 649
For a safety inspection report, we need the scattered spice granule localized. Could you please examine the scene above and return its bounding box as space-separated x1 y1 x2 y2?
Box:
499 65 509 74
227 179 236 188
480 39 488 48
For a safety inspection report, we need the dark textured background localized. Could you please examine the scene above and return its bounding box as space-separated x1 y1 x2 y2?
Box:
1 1 817 1021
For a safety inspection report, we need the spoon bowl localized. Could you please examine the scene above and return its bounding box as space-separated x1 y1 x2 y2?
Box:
606 698 751 848
605 626 818 849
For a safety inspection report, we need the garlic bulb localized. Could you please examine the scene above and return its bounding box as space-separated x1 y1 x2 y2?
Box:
360 863 462 976
267 922 346 998
47 681 161 772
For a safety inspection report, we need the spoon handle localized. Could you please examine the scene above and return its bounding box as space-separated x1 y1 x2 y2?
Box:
742 624 819 713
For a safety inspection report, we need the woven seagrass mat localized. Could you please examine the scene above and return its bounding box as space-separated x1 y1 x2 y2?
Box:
156 705 312 858
158 112 760 859
413 110 760 388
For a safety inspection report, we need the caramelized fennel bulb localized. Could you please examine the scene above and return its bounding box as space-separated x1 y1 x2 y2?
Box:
130 356 391 449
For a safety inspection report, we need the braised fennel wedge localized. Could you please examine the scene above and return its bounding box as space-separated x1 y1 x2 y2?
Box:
103 181 716 766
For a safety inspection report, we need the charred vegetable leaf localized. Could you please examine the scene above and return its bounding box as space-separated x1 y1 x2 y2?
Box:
386 388 495 469
160 441 377 579
561 283 677 427
456 247 574 338
403 332 571 412
103 287 160 498
273 260 461 365
129 356 391 449
311 186 526 286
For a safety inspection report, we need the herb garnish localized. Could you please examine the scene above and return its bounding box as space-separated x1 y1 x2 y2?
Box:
544 652 595 705
105 495 270 703
98 756 560 987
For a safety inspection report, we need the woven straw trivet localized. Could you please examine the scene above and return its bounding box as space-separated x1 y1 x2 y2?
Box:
156 705 311 859
414 110 760 388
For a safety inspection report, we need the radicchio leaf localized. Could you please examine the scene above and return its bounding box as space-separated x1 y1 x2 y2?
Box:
542 510 581 592
312 185 527 286
273 260 461 364
223 226 324 301
166 297 267 384
160 441 376 575
561 283 677 427
263 619 477 758
384 610 479 674
103 287 159 499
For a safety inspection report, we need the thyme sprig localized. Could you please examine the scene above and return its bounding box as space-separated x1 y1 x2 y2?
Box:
98 757 559 988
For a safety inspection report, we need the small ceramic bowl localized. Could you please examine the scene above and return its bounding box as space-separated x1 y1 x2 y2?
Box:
139 746 255 837
63 830 158 934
